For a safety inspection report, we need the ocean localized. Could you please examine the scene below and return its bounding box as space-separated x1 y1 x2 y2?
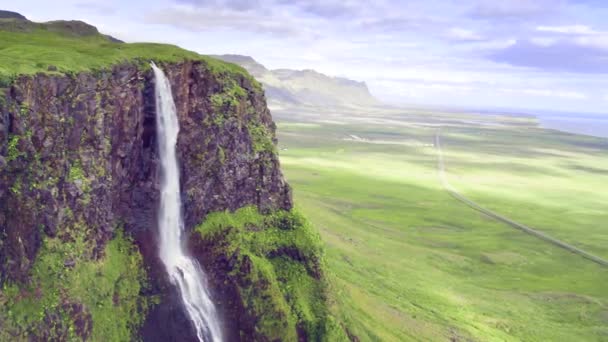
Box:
536 112 608 139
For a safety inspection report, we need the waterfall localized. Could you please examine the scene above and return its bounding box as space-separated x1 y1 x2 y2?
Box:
151 63 222 342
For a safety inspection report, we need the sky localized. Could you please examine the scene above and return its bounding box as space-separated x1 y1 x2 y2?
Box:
4 0 608 114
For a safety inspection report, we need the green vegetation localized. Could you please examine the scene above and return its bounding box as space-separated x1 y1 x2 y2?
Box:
200 55 261 88
209 80 244 128
5 13 606 341
275 108 608 341
196 206 347 341
210 79 248 113
440 126 608 259
0 229 149 341
6 135 22 162
0 73 13 88
67 160 85 182
207 75 273 154
9 175 21 195
248 122 275 153
218 147 226 164
0 22 259 85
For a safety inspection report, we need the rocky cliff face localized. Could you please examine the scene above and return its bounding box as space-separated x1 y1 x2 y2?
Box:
0 59 343 341
0 59 291 279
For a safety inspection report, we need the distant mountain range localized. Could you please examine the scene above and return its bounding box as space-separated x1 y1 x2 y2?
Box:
0 10 26 19
211 54 380 108
0 10 123 42
0 9 378 109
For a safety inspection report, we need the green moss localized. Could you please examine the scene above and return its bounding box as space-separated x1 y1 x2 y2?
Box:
0 91 6 109
9 175 22 195
210 94 224 111
247 122 275 154
6 135 22 162
196 206 347 341
19 103 29 117
0 73 14 88
93 162 107 178
67 160 92 194
230 82 247 99
68 161 85 182
197 207 323 262
0 229 148 340
211 108 226 127
63 206 74 221
200 56 261 89
210 79 248 115
218 147 226 165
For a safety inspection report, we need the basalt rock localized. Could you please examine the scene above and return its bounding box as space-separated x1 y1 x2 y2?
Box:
0 60 294 340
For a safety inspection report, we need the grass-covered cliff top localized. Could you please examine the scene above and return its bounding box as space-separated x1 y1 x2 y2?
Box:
0 16 254 83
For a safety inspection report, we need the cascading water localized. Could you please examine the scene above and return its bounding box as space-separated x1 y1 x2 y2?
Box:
151 63 223 342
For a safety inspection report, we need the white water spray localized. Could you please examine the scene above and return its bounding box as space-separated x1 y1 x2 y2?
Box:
151 63 222 342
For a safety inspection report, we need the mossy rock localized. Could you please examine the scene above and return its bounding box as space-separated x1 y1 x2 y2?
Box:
193 206 349 341
0 229 149 341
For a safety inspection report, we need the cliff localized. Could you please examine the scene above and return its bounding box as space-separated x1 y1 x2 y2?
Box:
210 54 380 108
0 13 347 342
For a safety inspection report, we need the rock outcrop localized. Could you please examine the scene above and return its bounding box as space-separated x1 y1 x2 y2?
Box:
0 59 326 340
0 59 291 279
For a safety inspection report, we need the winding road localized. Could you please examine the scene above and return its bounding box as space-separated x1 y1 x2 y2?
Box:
435 133 608 267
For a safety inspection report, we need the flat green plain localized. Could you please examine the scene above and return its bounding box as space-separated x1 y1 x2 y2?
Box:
273 107 608 341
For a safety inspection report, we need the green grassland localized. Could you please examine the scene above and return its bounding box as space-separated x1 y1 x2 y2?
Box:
273 107 608 341
441 126 608 259
2 16 607 340
0 19 254 82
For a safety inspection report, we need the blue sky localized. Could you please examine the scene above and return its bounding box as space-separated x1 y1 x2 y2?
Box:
5 0 608 114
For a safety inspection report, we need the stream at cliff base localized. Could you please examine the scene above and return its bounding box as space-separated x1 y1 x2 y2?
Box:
151 63 223 342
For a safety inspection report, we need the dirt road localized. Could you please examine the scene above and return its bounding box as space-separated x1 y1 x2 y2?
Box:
435 133 608 267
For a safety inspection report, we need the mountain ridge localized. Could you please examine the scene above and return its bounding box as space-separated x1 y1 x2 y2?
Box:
0 10 123 42
211 54 381 108
0 10 26 20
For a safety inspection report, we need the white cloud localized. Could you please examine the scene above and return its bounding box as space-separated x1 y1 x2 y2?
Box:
536 25 598 35
446 27 484 41
500 88 588 100
534 25 608 50
371 80 590 109
10 0 608 113
530 37 559 46
144 4 324 38
474 38 517 50
470 0 557 19
574 35 608 50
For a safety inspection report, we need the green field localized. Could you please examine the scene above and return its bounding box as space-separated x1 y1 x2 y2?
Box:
273 106 608 341
0 18 255 83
